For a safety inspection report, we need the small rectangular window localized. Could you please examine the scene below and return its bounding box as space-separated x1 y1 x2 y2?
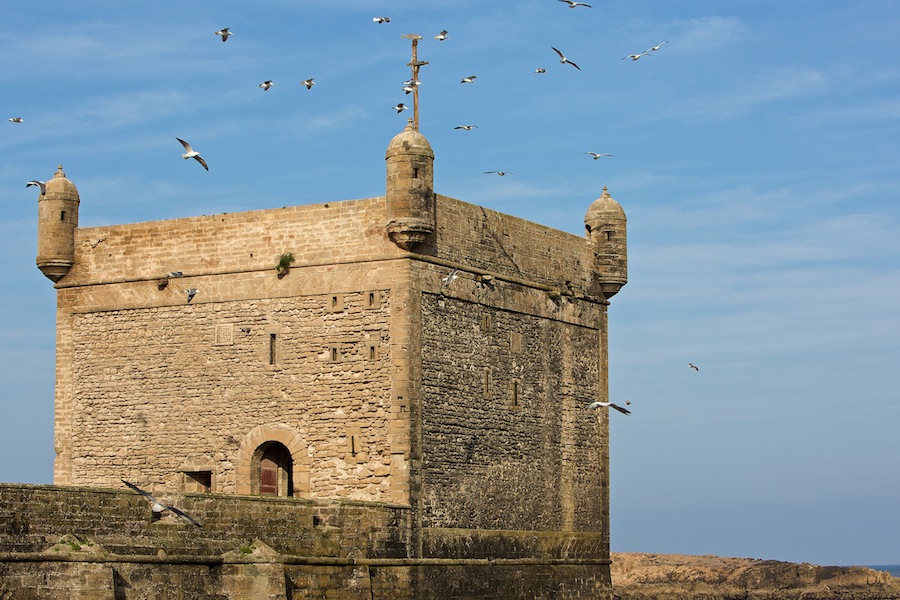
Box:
481 314 492 332
269 334 277 365
511 379 521 407
60 211 66 221
368 345 377 360
330 346 340 362
412 167 419 179
483 368 491 399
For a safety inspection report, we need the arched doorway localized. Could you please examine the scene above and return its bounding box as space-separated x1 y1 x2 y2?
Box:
255 441 293 497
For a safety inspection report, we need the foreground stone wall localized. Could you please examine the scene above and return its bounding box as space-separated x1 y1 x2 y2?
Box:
0 485 611 599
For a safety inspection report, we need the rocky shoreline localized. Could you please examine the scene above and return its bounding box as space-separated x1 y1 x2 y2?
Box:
611 552 900 600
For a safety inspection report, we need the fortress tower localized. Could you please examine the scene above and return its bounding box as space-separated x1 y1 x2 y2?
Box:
35 165 79 282
27 121 628 600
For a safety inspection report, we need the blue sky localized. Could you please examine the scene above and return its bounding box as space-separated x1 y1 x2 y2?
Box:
2 0 898 567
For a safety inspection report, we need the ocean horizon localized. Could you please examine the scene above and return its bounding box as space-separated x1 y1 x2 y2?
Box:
865 565 900 578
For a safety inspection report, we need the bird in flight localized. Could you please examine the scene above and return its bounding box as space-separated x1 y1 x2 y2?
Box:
393 103 408 113
214 28 233 42
586 152 614 159
647 41 669 52
26 180 47 195
122 480 201 527
454 125 478 130
185 288 199 303
176 138 208 171
441 269 459 287
8 117 24 123
688 363 699 371
484 171 515 176
301 78 315 89
559 0 592 7
534 68 547 74
259 80 273 91
622 51 650 61
460 75 477 84
373 16 391 23
587 401 631 415
551 47 581 71
435 30 449 41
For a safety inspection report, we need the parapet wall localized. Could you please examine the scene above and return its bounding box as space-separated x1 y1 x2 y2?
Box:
0 484 611 599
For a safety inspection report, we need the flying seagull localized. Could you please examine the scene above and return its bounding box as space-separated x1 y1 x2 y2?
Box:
373 16 391 23
393 103 408 113
185 288 199 303
435 30 449 41
259 80 273 91
688 362 699 371
454 125 478 130
460 75 477 83
587 401 631 415
121 480 201 527
301 78 315 89
176 138 208 171
622 51 650 61
484 171 515 176
26 180 47 195
8 117 24 123
534 68 547 74
214 28 233 42
441 269 459 287
585 152 614 159
558 0 592 7
647 41 669 52
551 47 581 71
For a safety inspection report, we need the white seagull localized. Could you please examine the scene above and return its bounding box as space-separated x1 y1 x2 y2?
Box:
393 103 408 113
484 171 515 176
454 125 478 130
259 80 273 91
551 47 581 71
435 30 449 41
214 28 233 42
688 362 699 371
176 138 209 171
166 271 183 278
26 180 47 195
558 0 592 7
534 68 547 74
185 288 199 303
373 16 391 23
622 51 650 61
587 401 631 415
122 480 201 527
301 78 315 89
441 269 459 287
8 117 24 123
585 152 614 159
460 75 477 84
647 41 669 52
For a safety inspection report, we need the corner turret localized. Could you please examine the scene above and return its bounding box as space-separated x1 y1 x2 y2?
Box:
585 186 627 299
36 165 80 282
385 119 435 252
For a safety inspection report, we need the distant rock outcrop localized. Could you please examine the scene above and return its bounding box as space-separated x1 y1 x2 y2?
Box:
611 552 900 600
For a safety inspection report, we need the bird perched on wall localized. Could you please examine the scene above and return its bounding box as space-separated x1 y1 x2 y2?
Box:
586 152 614 159
185 288 199 303
8 117 24 123
26 180 47 195
587 401 631 415
166 271 183 278
176 138 209 171
122 480 201 527
441 269 459 287
688 362 700 371
435 30 449 41
259 80 273 91
214 28 233 42
552 47 581 71
301 78 315 89
373 16 390 23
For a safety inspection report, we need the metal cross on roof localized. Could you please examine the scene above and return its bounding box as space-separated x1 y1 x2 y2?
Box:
402 34 429 131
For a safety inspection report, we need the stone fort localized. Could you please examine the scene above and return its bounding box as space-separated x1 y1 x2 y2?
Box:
0 116 628 598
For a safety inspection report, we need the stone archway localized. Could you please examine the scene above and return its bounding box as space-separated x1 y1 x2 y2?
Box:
235 424 309 496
